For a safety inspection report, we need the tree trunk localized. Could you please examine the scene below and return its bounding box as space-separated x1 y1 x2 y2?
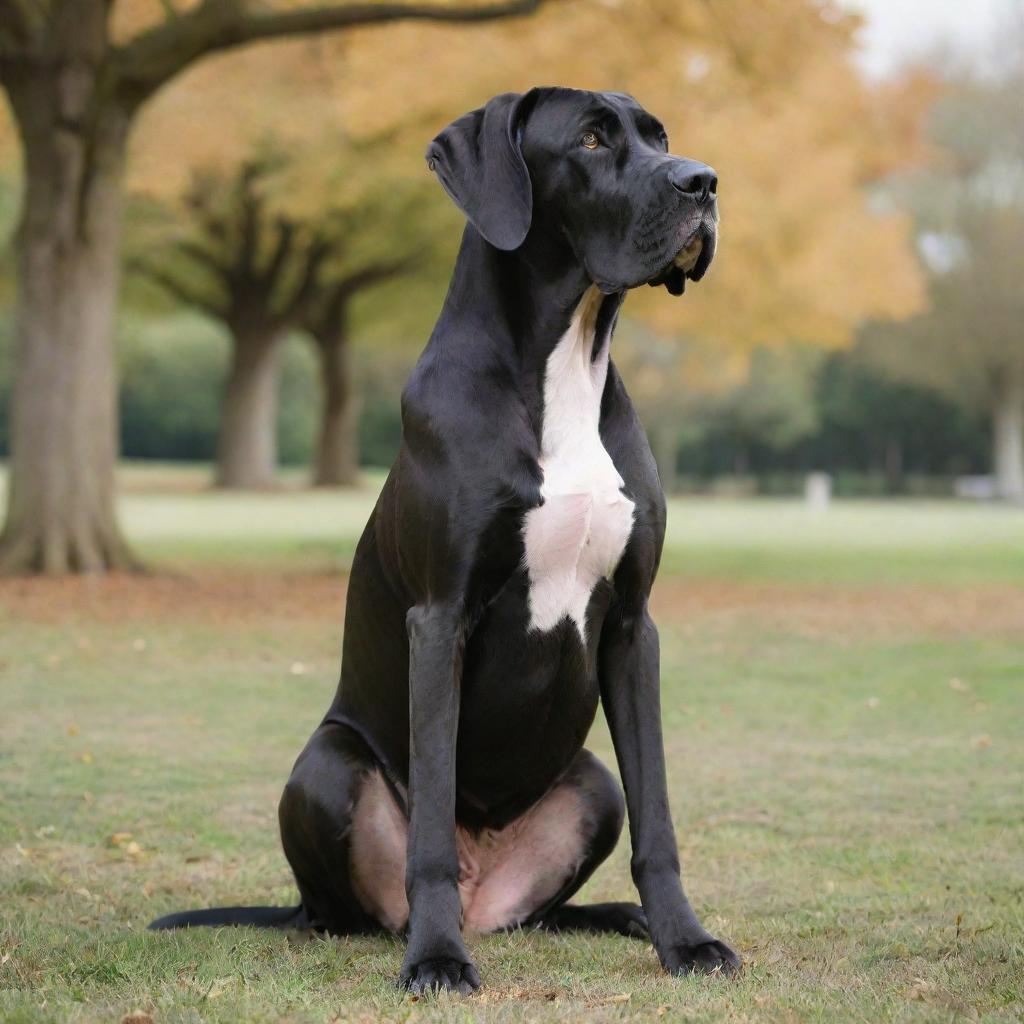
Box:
0 69 138 574
992 376 1024 502
883 437 904 495
215 330 282 489
312 329 360 487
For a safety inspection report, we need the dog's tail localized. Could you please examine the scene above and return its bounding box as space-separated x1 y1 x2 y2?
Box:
149 904 305 931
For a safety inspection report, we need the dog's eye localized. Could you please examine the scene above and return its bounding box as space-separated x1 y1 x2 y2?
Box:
581 132 600 150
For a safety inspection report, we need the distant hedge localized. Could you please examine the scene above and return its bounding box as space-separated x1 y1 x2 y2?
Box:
0 311 989 491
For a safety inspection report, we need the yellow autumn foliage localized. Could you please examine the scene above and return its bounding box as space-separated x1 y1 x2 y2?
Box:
4 0 931 380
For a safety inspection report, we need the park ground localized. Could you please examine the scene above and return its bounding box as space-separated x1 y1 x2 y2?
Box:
1 464 1022 1023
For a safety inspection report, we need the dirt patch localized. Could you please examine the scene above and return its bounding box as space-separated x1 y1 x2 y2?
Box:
0 569 345 626
651 578 1024 639
1 569 1021 638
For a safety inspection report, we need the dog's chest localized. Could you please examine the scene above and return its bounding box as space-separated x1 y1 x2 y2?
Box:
522 291 635 640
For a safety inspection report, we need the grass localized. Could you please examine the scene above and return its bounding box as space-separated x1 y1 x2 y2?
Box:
1 463 1023 1022
56 462 1024 584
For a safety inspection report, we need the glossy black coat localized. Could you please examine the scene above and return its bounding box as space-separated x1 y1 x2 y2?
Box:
149 87 739 991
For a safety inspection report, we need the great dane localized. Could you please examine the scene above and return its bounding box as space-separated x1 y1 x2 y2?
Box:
151 86 740 993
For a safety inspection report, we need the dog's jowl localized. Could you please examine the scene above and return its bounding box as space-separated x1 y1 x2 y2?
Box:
150 87 739 994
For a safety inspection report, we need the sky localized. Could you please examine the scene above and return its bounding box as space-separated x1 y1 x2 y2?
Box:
841 0 1008 77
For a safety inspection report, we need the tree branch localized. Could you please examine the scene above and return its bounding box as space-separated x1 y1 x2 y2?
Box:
337 253 420 298
308 282 351 343
306 253 420 340
280 235 332 325
174 238 232 279
111 0 547 101
230 163 264 283
259 218 297 290
1 0 30 31
0 0 33 51
131 257 228 318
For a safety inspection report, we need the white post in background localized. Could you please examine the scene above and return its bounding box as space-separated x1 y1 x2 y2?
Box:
805 472 832 511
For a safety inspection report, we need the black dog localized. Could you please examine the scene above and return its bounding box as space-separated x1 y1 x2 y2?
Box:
151 87 739 993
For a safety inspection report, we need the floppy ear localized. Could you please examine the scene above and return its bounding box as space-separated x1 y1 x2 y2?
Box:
426 92 533 251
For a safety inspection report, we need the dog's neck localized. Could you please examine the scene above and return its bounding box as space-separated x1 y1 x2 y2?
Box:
437 226 624 371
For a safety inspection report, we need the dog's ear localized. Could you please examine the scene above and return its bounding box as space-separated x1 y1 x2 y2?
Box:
426 92 533 251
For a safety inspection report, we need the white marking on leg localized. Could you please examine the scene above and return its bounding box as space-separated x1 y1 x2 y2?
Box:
523 287 635 639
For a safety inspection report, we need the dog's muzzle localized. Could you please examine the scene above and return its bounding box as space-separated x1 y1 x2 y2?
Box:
652 217 717 297
674 233 704 275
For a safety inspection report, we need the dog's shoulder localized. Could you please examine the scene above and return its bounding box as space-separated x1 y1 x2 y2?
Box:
600 362 665 513
597 360 667 594
400 349 541 501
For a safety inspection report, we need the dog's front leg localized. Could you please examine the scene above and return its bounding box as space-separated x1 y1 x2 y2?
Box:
599 602 740 976
399 602 479 995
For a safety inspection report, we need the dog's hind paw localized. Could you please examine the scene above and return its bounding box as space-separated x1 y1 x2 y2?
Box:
534 901 649 939
399 956 481 995
662 938 741 977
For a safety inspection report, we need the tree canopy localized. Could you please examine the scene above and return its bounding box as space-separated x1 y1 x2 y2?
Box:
109 0 930 363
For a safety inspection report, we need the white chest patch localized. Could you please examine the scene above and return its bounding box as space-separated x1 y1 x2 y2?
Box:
523 287 635 640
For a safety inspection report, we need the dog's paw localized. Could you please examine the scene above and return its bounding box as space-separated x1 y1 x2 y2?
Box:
534 901 650 939
599 902 650 939
399 956 481 995
661 938 741 977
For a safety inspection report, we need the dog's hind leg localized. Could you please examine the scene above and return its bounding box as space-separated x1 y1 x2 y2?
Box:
522 751 648 940
460 750 646 939
277 721 387 935
532 901 648 938
150 721 379 934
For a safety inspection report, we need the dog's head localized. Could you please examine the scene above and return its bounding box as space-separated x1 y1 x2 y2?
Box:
427 87 718 296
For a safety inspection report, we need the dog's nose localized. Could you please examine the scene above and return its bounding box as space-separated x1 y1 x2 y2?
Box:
669 161 717 203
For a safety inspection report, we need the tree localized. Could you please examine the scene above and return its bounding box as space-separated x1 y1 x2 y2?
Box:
136 151 427 488
304 256 419 485
810 349 987 490
615 330 820 489
860 49 1024 500
0 0 544 573
705 347 821 477
130 0 927 358
286 168 431 487
137 160 332 488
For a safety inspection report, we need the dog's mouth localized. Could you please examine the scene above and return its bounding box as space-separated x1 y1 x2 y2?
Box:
648 220 717 297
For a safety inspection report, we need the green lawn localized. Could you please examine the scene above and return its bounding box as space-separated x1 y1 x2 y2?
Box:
1 465 1022 1022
